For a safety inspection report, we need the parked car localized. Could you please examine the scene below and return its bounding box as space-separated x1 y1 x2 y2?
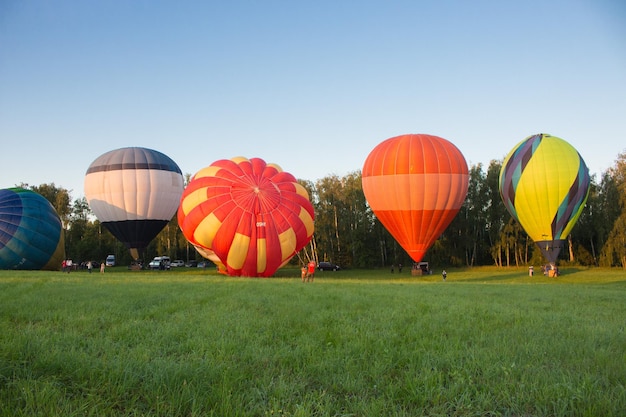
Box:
186 260 198 267
170 260 185 267
149 256 170 270
318 261 341 271
105 255 116 266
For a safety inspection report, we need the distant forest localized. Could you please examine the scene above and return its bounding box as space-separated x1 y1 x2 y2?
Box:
22 152 626 270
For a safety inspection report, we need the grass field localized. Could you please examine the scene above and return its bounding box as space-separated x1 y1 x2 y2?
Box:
0 266 624 416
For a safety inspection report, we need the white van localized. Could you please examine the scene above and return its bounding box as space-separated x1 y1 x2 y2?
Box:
105 255 116 266
149 256 170 270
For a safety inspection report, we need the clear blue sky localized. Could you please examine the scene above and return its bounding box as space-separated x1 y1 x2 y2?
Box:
1 0 625 200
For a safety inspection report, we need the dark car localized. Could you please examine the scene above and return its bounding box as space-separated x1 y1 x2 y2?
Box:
318 261 341 271
197 261 213 269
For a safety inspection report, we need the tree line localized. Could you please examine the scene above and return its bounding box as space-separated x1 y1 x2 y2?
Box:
19 152 626 270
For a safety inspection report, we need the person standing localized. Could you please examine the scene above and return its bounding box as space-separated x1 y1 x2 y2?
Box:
87 261 93 273
301 265 307 282
442 270 447 281
307 260 316 282
100 261 105 273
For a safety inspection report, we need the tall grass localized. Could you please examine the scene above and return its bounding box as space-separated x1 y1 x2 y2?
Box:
0 267 624 416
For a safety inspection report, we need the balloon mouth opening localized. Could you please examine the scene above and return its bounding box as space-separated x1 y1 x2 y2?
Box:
535 239 565 265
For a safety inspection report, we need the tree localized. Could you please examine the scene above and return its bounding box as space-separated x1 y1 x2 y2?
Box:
485 160 508 266
29 183 71 229
335 171 380 268
458 163 490 266
599 152 626 267
499 218 527 267
573 175 600 265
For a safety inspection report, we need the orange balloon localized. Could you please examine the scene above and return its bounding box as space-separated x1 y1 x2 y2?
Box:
362 134 469 262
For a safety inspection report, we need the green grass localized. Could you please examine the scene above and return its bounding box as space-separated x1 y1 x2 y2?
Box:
0 267 625 416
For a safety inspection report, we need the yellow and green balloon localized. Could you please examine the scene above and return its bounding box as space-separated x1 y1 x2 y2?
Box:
499 134 590 265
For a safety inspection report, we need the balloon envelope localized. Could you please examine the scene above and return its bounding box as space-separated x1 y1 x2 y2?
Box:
84 147 184 258
193 245 227 274
499 133 590 264
178 157 315 277
0 188 65 270
362 134 469 262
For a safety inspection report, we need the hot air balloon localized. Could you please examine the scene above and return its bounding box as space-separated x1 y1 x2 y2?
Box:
499 133 590 266
0 188 65 270
193 245 227 274
84 147 184 259
178 156 315 277
362 134 469 263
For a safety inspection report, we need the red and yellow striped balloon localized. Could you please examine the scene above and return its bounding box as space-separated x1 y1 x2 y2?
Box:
362 134 469 262
178 157 315 277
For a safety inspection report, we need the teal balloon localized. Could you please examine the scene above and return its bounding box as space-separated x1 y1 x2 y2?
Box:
0 188 65 270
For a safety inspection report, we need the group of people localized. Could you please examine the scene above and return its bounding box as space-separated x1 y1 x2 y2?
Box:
61 259 73 273
541 264 559 277
301 260 317 282
86 260 105 273
61 259 106 273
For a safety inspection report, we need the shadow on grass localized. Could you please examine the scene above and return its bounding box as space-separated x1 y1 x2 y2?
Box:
459 271 526 282
445 266 586 283
457 267 626 285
